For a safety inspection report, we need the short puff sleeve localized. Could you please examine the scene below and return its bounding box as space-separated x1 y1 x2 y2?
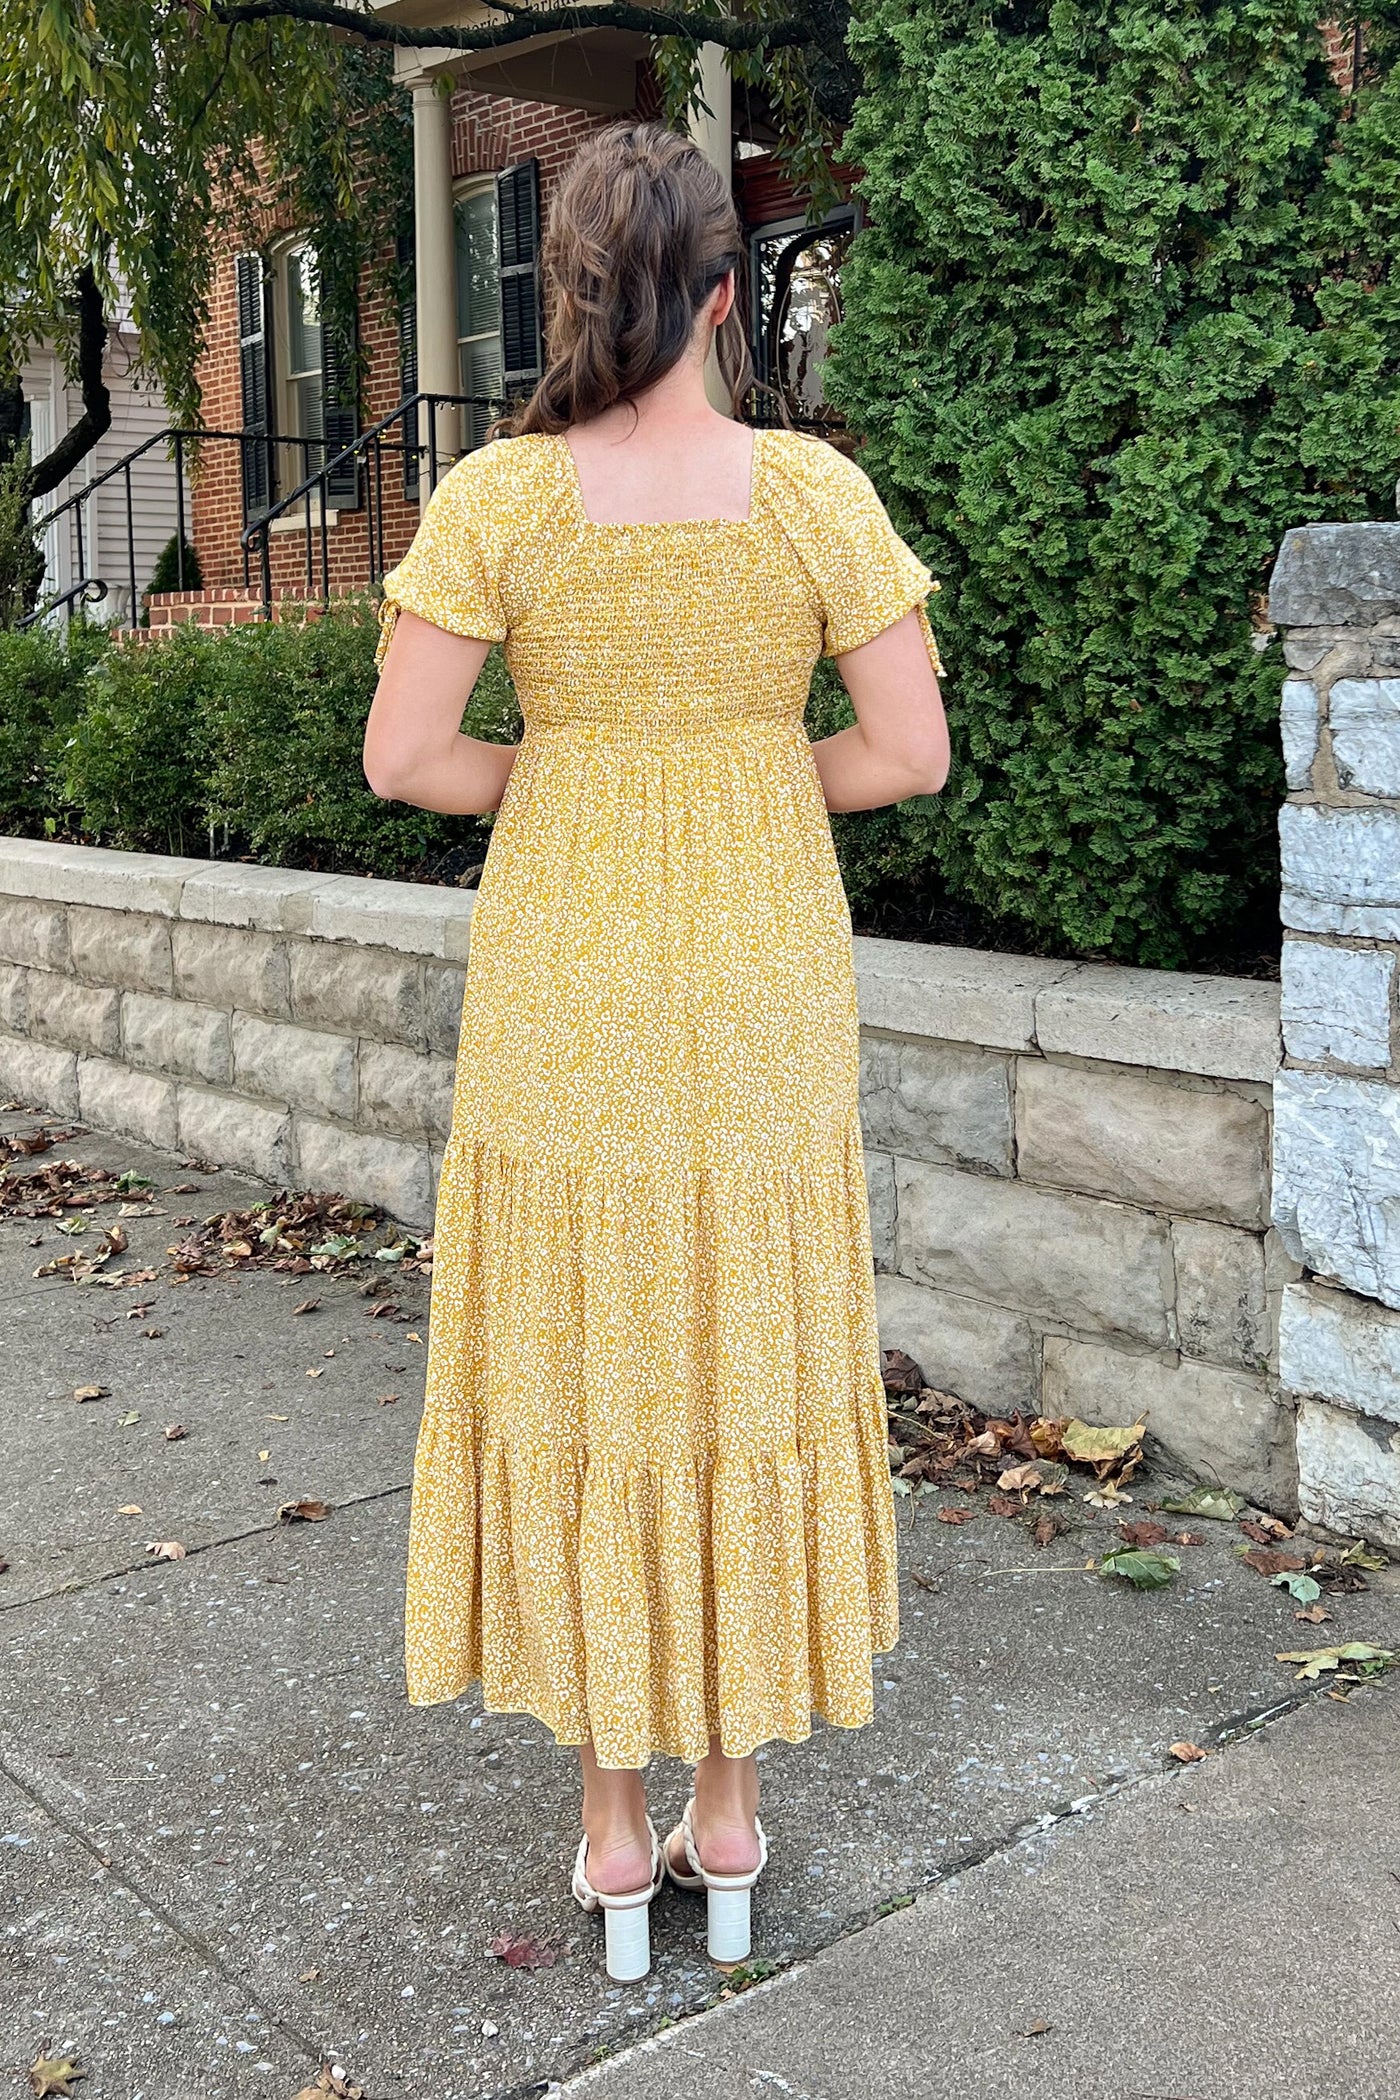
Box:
374 449 509 673
781 436 943 671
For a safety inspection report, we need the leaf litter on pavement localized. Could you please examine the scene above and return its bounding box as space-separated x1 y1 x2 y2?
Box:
4 1127 434 1288
0 1118 438 1592
881 1348 1393 1629
881 1347 1146 1549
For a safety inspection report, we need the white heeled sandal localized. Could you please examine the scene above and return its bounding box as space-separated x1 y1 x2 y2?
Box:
662 1795 769 1969
571 1814 665 1982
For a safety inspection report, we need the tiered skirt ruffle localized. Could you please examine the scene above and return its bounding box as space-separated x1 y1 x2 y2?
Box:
404 1121 900 1768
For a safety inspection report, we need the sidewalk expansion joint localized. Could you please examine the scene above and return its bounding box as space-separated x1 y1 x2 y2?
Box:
0 1480 412 1614
0 1741 329 2074
538 1680 1349 2100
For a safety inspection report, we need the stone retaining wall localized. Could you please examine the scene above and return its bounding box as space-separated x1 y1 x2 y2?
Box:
1268 524 1400 1547
856 940 1289 1507
0 835 1294 1512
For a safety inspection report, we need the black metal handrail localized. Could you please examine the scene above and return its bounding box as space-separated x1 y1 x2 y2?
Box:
25 391 844 636
16 576 109 633
31 423 344 627
239 392 502 621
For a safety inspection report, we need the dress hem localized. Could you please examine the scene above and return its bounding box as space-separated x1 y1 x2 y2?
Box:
403 1645 901 1770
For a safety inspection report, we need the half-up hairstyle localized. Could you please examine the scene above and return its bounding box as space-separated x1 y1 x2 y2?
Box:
489 120 754 436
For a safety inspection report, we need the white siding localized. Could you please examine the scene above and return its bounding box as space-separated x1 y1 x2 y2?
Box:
24 327 179 628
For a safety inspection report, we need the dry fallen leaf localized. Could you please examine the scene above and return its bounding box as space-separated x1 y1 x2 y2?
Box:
1169 1741 1208 1763
1242 1547 1306 1579
292 1298 320 1315
1084 1481 1134 1508
1295 1602 1332 1624
72 1384 108 1403
486 1929 558 1970
164 1423 186 1441
1241 1516 1293 1543
1118 1518 1168 1549
27 2047 85 2096
987 1493 1022 1517
1061 1417 1146 1474
936 1505 976 1525
116 1503 142 1515
290 2065 366 2100
880 1349 924 1395
997 1462 1043 1496
1033 1511 1060 1549
406 1330 424 1344
146 1539 188 1561
1017 2018 1052 2038
278 1497 331 1523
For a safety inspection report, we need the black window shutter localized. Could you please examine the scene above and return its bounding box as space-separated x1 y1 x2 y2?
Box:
320 288 360 507
396 229 419 500
236 252 273 521
496 158 542 404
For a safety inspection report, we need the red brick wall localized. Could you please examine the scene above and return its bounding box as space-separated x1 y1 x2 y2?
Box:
191 235 433 595
190 79 657 596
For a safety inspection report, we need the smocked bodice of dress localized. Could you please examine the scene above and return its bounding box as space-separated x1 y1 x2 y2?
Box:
375 427 943 740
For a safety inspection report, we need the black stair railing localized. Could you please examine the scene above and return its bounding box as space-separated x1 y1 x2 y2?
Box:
24 391 838 637
238 393 498 621
28 424 339 629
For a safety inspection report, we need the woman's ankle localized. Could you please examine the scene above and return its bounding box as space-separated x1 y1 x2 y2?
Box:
689 1740 761 1873
578 1741 654 1893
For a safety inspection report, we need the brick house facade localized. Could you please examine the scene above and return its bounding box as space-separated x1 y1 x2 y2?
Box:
161 50 845 629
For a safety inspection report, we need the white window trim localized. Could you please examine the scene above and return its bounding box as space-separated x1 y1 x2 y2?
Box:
452 176 503 407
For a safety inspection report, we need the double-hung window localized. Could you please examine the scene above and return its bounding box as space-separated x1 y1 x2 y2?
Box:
234 238 359 524
455 182 503 452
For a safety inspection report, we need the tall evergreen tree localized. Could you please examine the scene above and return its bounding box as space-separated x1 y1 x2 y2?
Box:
826 0 1400 965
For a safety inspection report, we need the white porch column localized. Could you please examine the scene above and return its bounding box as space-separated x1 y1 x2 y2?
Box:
686 45 734 414
412 75 460 505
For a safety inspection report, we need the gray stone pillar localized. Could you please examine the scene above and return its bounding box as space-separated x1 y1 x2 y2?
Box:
1267 524 1400 1547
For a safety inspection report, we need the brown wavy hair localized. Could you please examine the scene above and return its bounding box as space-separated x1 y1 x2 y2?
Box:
488 120 755 437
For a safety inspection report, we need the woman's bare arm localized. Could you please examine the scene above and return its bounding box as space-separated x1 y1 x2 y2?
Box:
363 607 519 815
808 608 949 812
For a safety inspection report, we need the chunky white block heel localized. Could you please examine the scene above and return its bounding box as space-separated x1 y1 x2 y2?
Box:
662 1795 769 1970
570 1815 665 1982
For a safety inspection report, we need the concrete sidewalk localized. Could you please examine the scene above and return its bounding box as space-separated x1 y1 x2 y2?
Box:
561 1679 1400 2100
3 1103 1398 2100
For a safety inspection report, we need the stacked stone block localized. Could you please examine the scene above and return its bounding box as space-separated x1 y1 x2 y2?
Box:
0 838 1295 1514
855 938 1289 1508
1268 525 1400 1546
0 842 471 1235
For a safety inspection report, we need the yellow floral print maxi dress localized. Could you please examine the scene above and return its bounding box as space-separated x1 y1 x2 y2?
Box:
375 426 943 1770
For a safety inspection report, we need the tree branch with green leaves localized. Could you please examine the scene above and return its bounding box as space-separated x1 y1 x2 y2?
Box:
0 0 849 506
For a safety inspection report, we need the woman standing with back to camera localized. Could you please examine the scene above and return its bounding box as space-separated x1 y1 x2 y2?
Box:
364 118 948 1983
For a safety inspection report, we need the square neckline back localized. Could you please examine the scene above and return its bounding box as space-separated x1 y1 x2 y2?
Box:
553 425 764 532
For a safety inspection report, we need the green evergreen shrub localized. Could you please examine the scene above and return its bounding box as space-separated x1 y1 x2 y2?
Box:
24 603 519 870
140 532 203 623
0 620 109 835
201 606 520 875
826 0 1400 965
57 620 219 854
